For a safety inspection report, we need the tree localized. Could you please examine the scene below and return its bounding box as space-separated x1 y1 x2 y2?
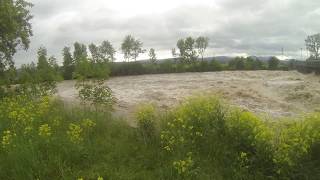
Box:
148 48 157 63
100 40 116 62
121 35 135 61
89 41 116 63
18 62 38 83
176 39 185 60
305 33 320 60
132 39 145 61
228 57 245 70
268 56 280 70
209 59 223 71
36 46 60 82
73 42 87 64
195 36 209 61
176 37 198 63
37 47 49 70
62 47 74 80
48 55 59 73
121 35 145 61
184 37 198 62
0 0 33 72
88 43 100 63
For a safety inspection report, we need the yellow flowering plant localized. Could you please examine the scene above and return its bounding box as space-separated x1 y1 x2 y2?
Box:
135 104 156 145
38 124 52 138
67 123 83 144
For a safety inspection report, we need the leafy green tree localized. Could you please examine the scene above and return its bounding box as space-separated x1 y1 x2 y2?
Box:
0 0 33 72
228 57 246 70
132 39 145 61
210 59 223 71
100 40 116 62
73 57 91 80
176 37 198 63
148 48 157 63
305 33 320 60
121 35 135 61
184 37 198 62
62 47 74 80
73 42 91 79
121 35 145 61
18 62 38 83
88 43 100 63
89 41 116 63
73 42 87 64
95 62 110 79
252 58 264 70
48 56 59 71
37 47 49 71
268 56 280 70
195 36 209 61
176 39 185 60
36 46 61 82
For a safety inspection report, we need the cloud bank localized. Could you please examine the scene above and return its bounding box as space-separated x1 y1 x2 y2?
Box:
14 0 320 65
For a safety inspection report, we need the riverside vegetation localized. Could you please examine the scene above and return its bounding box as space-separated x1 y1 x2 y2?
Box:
0 84 319 179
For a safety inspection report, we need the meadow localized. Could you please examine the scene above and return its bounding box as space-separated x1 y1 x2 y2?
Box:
0 90 319 179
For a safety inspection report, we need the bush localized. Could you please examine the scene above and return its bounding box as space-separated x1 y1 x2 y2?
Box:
0 96 96 179
160 96 277 179
135 104 157 145
225 111 275 179
268 57 280 70
274 114 320 179
76 80 115 110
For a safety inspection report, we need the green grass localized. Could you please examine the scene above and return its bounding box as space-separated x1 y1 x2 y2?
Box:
0 95 319 179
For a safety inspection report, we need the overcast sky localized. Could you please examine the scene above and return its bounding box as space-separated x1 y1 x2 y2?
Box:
14 0 320 66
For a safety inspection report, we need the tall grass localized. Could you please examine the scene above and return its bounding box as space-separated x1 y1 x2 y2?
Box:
0 95 319 179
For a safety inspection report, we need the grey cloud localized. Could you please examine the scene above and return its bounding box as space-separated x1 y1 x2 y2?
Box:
13 0 320 66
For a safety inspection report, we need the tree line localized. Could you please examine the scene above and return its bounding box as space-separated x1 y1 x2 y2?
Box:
16 34 285 83
1 0 319 86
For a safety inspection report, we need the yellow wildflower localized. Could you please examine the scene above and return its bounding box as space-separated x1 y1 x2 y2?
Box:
67 123 83 144
97 176 103 180
24 126 33 135
39 124 52 137
2 130 14 148
81 118 96 129
173 154 193 175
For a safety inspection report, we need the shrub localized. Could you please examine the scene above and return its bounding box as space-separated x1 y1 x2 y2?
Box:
135 104 157 145
274 114 320 179
225 111 276 178
160 96 227 178
0 95 117 179
76 80 115 110
268 57 280 70
160 95 277 179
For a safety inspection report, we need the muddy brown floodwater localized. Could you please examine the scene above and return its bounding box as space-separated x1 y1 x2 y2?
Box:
56 71 320 123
